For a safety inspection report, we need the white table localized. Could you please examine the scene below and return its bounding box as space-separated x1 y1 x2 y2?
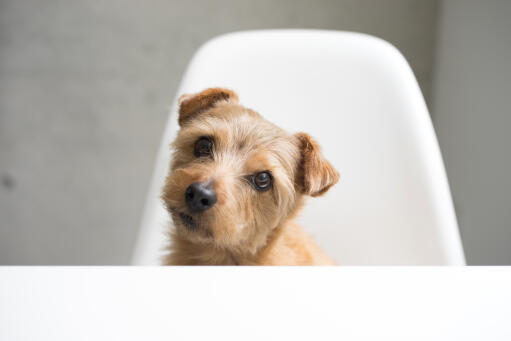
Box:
1 267 510 340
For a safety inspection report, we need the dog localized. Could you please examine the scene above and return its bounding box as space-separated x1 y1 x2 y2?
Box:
161 88 339 265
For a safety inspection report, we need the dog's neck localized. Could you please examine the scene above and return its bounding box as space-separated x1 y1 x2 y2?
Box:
165 221 291 265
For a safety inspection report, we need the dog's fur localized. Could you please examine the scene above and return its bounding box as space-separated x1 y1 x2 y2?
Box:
162 88 339 265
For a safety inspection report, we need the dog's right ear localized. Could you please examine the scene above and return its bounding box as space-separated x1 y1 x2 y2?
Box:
178 88 239 126
294 132 340 197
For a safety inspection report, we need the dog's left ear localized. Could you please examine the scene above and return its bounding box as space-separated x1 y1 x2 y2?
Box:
178 88 239 126
294 132 340 197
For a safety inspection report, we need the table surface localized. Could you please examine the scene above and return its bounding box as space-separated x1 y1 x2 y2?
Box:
1 267 510 341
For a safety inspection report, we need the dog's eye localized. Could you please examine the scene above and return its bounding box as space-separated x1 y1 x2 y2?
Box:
252 171 272 192
194 137 213 157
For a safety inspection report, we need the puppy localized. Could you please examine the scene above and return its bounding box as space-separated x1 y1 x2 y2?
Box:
162 88 339 265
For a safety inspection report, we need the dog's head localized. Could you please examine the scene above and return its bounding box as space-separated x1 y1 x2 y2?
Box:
162 88 339 253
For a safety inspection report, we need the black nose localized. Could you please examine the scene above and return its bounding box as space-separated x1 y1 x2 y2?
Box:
185 182 217 213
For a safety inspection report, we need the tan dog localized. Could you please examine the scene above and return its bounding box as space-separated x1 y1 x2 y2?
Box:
162 88 339 265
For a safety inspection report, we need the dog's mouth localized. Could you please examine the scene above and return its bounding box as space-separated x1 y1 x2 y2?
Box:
179 212 197 229
175 211 213 239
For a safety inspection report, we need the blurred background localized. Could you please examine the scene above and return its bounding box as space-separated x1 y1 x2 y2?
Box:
0 0 509 265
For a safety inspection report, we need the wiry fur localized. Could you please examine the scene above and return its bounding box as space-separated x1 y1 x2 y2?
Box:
161 88 339 265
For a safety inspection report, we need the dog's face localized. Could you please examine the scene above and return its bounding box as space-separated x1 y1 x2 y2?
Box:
162 88 339 253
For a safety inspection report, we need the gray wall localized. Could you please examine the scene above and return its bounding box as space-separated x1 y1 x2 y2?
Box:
0 0 462 264
432 0 511 264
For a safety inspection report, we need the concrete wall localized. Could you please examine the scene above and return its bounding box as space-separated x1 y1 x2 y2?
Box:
432 0 511 264
2 0 439 264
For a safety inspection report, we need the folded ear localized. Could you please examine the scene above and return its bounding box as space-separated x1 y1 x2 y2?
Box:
178 88 239 126
294 132 340 197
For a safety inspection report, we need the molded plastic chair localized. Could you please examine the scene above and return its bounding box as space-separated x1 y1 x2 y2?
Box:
133 30 465 265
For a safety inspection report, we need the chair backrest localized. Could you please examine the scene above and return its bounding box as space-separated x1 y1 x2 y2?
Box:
133 30 465 265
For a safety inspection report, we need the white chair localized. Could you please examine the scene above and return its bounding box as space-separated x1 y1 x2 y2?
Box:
133 30 465 265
